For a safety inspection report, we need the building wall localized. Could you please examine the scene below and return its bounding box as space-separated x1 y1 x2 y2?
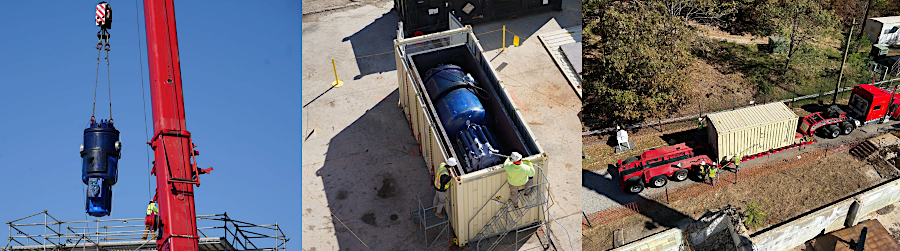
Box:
611 228 686 251
865 19 900 45
747 177 900 251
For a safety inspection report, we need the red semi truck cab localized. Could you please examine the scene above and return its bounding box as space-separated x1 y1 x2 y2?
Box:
848 84 900 124
616 143 713 193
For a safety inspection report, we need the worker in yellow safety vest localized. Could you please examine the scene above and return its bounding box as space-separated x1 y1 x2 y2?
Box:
143 201 159 240
698 161 709 181
433 158 456 219
503 152 535 208
709 163 719 187
734 155 742 184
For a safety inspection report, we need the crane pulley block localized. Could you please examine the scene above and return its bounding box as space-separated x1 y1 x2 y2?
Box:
80 119 121 217
95 2 112 30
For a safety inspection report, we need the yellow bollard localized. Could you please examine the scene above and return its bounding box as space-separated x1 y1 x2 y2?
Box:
513 35 519 47
502 25 506 52
331 58 343 87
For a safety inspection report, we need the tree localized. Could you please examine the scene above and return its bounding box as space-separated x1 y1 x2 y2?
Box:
583 0 695 125
751 0 838 71
741 201 769 231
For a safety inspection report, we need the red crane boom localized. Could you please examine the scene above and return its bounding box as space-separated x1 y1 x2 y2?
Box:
144 0 211 250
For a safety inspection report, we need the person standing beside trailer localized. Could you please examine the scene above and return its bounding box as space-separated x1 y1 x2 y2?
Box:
433 158 455 219
733 155 741 184
504 152 535 208
709 163 719 187
696 117 703 142
698 161 709 181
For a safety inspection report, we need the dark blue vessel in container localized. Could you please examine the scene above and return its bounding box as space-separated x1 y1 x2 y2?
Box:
80 119 121 217
423 64 489 137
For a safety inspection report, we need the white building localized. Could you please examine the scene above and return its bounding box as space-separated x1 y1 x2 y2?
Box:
865 16 900 46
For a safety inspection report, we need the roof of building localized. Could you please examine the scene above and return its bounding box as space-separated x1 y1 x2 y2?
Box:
870 16 900 24
707 102 798 133
804 219 900 251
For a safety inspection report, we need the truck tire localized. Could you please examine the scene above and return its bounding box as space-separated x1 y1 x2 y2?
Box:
622 157 639 166
673 169 689 181
827 125 840 138
840 122 854 135
650 175 668 187
626 180 644 194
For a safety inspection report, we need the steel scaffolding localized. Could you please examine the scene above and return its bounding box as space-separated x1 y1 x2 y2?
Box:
3 211 287 251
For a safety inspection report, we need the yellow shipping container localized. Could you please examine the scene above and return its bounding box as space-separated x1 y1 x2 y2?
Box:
394 16 548 247
706 102 799 163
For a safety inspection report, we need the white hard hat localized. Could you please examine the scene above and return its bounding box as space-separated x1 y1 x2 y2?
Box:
510 152 523 162
446 158 458 167
701 161 706 165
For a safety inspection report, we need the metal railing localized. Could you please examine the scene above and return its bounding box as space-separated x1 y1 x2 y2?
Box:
4 211 287 250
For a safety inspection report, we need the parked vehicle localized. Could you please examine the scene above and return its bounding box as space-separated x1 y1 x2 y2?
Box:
616 83 900 193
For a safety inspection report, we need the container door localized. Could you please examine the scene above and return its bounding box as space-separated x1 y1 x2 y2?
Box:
449 12 464 30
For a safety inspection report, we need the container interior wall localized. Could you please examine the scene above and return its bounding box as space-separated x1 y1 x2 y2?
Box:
450 156 545 246
397 46 454 175
713 117 797 162
410 45 538 159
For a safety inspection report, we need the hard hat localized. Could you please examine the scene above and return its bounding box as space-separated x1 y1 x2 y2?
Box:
701 161 706 165
447 158 458 167
510 152 522 162
616 125 621 130
699 118 703 121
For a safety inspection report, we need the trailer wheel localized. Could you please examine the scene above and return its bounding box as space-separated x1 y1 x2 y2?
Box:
650 175 668 187
840 122 854 135
622 157 639 166
673 170 689 181
827 125 840 138
626 181 644 194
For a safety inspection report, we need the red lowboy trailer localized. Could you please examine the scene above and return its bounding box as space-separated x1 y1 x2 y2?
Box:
616 143 713 193
615 83 900 194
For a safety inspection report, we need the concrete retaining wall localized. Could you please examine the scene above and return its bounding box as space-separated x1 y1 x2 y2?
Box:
747 177 900 251
611 228 685 251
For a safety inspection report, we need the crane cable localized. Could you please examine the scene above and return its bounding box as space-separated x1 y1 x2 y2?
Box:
92 1 113 123
134 0 152 200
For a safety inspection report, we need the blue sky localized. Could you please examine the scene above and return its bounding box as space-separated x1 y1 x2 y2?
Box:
0 0 300 248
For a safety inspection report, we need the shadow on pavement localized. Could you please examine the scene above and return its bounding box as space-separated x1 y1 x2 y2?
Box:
314 90 432 250
342 11 400 80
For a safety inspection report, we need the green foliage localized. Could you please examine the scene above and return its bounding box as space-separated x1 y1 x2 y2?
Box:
583 0 695 124
749 0 839 70
741 201 769 231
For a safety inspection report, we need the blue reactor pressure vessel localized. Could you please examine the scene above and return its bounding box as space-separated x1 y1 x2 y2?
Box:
80 119 121 217
424 64 502 172
423 64 489 137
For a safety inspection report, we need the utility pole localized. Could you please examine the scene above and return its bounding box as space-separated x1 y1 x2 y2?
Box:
834 22 858 105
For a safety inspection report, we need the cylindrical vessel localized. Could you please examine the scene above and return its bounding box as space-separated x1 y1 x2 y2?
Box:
81 119 121 217
423 64 488 137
